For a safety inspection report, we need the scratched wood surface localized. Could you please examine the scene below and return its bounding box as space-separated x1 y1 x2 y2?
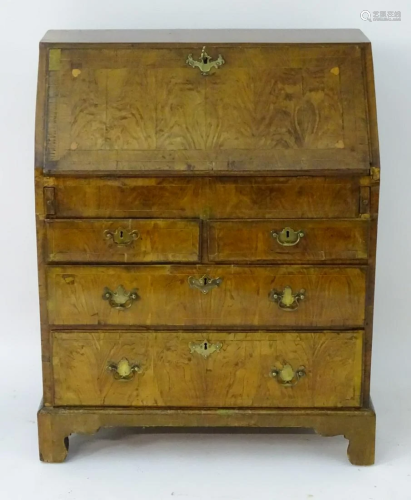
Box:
44 45 369 173
52 330 363 408
207 220 369 263
46 265 366 328
46 219 200 263
42 176 362 219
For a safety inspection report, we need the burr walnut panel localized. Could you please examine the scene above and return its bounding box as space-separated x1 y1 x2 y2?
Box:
45 176 362 219
45 219 200 263
207 220 369 263
45 45 369 173
52 330 363 408
47 265 366 328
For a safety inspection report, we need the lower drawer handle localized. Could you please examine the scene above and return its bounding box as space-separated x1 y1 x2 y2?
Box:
270 363 306 387
102 285 139 310
271 227 304 246
189 340 222 358
104 228 139 246
269 286 305 311
107 358 141 381
188 275 223 295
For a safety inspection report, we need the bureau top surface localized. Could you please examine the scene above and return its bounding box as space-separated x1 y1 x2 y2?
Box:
41 29 371 45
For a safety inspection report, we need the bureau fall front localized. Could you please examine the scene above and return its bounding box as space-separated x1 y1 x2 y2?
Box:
35 29 380 464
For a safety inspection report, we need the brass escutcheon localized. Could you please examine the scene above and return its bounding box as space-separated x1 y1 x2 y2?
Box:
186 46 225 76
104 228 139 246
271 227 305 246
107 358 141 381
102 285 139 310
269 285 305 311
189 340 222 359
188 275 223 294
270 363 306 387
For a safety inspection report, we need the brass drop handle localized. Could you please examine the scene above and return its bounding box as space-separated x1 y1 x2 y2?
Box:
270 363 306 387
188 275 223 295
271 227 304 246
186 46 225 75
102 285 139 310
189 340 222 359
269 286 305 311
107 358 141 381
104 228 139 246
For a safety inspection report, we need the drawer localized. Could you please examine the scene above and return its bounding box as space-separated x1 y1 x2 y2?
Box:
208 220 369 263
45 219 200 263
52 330 363 407
46 176 362 219
47 265 366 328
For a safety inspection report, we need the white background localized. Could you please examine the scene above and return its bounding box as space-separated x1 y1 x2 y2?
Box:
0 1 410 499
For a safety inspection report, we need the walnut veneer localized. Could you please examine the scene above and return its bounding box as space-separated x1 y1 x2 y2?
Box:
35 29 379 464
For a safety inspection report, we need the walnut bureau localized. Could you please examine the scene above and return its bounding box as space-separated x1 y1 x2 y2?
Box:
35 29 380 464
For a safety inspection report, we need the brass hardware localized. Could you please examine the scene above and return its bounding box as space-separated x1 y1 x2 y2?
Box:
104 228 140 246
270 363 306 387
186 46 225 76
189 340 222 359
269 286 305 311
188 275 223 294
271 227 304 246
102 285 139 310
370 166 380 181
107 358 141 381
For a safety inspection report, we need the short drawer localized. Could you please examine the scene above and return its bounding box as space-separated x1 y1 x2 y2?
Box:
52 330 363 408
45 219 200 263
208 220 369 263
47 265 366 328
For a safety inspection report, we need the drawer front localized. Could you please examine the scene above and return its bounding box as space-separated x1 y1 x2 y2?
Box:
53 331 363 408
208 220 369 263
45 45 368 173
47 266 366 328
47 177 361 219
46 219 200 263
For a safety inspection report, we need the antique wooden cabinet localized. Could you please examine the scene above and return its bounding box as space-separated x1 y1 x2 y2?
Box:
35 29 380 464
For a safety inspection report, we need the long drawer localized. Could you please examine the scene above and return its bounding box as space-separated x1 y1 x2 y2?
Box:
47 265 366 328
52 330 363 408
45 177 362 219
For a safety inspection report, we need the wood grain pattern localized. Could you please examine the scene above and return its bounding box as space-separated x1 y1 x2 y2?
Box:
45 219 200 263
47 265 366 328
43 176 362 219
44 45 369 173
38 404 376 464
207 220 369 263
35 30 381 465
52 330 363 408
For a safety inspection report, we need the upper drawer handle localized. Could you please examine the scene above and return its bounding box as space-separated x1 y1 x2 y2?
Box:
104 228 139 246
103 285 139 310
186 46 225 76
271 227 305 247
188 275 223 294
107 357 141 381
269 286 305 311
